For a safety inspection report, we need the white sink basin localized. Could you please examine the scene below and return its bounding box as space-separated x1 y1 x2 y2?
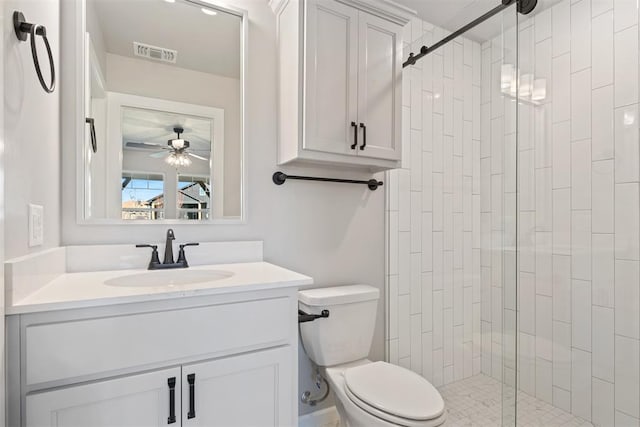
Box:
105 269 234 287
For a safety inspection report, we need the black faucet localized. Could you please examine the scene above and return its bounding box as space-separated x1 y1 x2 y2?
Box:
163 229 175 264
137 229 199 270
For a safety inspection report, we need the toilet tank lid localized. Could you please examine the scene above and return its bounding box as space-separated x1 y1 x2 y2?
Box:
299 285 380 306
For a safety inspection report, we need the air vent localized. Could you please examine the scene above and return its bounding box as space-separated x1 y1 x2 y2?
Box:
133 42 177 64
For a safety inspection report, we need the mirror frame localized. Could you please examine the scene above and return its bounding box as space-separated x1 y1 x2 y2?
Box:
67 0 248 225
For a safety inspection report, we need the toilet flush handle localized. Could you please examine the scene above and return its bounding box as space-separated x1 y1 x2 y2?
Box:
298 309 330 323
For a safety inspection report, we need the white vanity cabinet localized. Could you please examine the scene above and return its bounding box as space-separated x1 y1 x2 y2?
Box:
26 367 181 427
26 348 291 427
181 347 292 426
273 0 411 171
7 289 299 427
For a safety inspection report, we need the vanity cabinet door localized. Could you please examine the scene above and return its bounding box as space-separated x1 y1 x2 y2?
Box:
25 367 181 427
356 11 402 160
304 0 359 156
182 346 294 427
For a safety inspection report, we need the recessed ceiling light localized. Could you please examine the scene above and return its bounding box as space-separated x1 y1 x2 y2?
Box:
164 0 175 3
201 7 217 16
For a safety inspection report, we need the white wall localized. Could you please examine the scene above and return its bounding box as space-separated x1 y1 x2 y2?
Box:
60 0 386 416
4 0 60 422
4 0 60 260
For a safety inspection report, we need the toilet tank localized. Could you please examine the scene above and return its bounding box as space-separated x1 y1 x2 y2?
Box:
298 285 380 367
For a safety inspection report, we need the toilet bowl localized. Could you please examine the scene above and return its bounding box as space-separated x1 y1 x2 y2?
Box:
323 360 446 427
298 285 446 427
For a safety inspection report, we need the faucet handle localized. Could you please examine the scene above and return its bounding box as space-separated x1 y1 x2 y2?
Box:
179 243 200 249
177 243 199 267
136 244 158 252
136 244 161 267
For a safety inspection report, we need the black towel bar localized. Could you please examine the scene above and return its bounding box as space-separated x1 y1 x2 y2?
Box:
272 171 383 191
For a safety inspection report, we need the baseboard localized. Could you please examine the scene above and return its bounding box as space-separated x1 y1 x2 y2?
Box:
299 406 340 427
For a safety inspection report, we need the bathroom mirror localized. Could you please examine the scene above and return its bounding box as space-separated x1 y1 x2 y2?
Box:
81 0 245 222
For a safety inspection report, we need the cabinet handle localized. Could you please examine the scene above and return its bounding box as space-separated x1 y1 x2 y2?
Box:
167 377 176 424
350 121 358 150
359 123 366 150
187 373 196 419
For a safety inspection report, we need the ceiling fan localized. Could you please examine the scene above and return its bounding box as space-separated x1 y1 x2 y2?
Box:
125 126 209 166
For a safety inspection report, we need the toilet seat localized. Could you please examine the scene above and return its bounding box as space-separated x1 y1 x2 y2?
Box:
343 361 445 427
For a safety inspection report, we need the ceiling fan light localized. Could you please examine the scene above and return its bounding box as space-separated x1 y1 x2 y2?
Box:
165 152 191 167
166 153 178 166
171 138 186 149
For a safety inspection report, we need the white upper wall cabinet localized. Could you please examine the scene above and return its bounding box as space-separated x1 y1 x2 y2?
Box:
304 0 359 157
272 0 412 171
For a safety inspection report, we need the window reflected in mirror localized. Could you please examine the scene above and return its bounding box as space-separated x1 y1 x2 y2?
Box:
177 175 211 220
121 172 165 220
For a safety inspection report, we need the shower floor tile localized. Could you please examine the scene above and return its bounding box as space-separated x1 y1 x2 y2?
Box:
438 374 594 427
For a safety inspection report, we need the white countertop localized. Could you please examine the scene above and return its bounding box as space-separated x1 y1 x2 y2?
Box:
7 262 313 315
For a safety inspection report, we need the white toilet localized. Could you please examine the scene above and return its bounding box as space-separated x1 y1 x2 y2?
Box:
299 285 447 427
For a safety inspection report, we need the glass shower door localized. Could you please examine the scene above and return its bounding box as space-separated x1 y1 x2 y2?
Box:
482 5 519 426
389 3 520 426
515 0 640 426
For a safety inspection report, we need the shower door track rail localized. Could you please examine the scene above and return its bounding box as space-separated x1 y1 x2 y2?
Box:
402 0 538 68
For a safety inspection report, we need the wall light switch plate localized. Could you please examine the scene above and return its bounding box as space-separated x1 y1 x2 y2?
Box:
29 204 44 247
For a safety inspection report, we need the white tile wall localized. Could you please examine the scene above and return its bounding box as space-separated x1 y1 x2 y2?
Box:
593 377 615 426
387 19 482 387
592 306 614 382
614 25 638 108
389 2 640 425
592 85 614 160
